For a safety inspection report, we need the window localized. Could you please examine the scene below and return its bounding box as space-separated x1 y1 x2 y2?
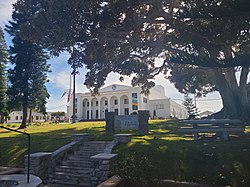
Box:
132 105 138 110
87 102 89 107
87 111 89 120
125 108 129 115
83 101 85 107
96 110 98 118
96 101 98 106
155 104 164 109
75 108 77 113
36 116 39 120
114 99 118 105
20 116 22 120
15 116 18 120
132 93 137 98
114 109 118 115
75 98 77 103
91 102 93 106
105 100 108 106
124 99 129 104
143 97 147 103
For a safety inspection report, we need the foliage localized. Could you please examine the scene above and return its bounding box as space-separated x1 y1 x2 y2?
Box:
0 27 8 123
6 3 50 128
15 0 250 92
51 111 65 117
167 63 215 96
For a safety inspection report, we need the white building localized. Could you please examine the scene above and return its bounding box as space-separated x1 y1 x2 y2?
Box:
67 84 187 120
8 111 46 123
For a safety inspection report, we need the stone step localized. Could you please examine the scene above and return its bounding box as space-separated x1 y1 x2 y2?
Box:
68 155 91 161
47 141 112 187
84 141 111 145
74 151 103 157
49 179 91 187
50 172 91 182
55 165 92 175
62 160 91 168
76 148 106 152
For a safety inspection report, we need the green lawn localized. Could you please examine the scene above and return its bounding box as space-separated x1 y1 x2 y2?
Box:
114 120 250 187
0 120 250 187
0 121 110 167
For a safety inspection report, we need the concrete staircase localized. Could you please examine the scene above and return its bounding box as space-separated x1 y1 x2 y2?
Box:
48 141 110 187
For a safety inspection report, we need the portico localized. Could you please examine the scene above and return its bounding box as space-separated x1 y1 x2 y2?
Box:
67 84 187 120
80 93 130 120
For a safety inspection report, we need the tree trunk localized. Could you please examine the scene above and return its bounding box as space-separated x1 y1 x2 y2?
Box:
208 67 250 122
208 69 239 118
28 108 32 124
19 96 28 129
0 114 4 124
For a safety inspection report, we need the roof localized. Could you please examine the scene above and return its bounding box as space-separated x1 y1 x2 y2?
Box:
198 110 214 116
99 84 132 92
11 111 44 116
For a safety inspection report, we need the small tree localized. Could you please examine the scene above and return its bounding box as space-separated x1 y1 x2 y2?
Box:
183 94 198 117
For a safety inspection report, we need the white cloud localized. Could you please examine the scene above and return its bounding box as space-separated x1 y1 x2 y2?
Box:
48 71 71 90
0 0 16 28
46 94 68 112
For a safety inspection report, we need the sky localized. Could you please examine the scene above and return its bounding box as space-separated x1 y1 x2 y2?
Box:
0 0 223 113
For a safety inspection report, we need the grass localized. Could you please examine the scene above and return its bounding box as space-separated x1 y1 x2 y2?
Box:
113 120 250 187
0 121 109 167
0 120 250 187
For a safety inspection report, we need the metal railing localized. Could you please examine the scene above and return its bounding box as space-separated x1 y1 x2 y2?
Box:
0 125 30 183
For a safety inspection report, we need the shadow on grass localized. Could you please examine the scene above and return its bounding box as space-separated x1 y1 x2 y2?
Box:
1 120 250 187
0 126 111 167
113 122 250 187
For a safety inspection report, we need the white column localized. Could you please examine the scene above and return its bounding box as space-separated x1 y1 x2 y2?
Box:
108 98 111 112
98 98 101 119
129 93 132 115
118 96 121 115
88 99 91 120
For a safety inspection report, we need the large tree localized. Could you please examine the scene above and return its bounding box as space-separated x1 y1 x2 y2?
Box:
6 3 50 128
0 27 8 123
167 63 250 120
12 0 250 119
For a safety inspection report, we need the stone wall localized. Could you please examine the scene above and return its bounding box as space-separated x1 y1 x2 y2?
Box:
25 152 52 181
90 153 118 187
25 134 88 183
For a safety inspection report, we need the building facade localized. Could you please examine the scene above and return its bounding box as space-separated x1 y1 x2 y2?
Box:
8 111 46 123
67 84 187 120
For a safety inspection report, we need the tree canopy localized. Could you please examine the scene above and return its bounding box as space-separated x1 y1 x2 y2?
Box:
15 0 250 92
6 3 50 128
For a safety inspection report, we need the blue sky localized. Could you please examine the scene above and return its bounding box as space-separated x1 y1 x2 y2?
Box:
0 0 223 113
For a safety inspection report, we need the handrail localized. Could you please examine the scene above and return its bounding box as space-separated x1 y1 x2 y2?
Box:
0 125 30 183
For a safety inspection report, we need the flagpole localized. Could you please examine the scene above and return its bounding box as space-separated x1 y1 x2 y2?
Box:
68 72 72 123
72 67 76 123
